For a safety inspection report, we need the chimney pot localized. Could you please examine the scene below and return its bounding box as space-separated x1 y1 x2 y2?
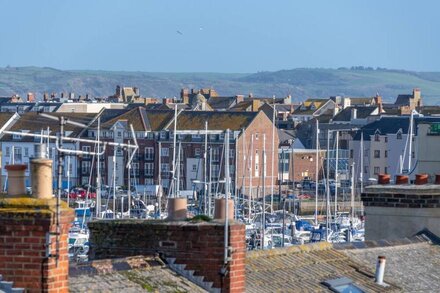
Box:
167 198 187 220
395 175 409 185
4 164 27 196
415 174 429 185
214 198 234 220
378 174 390 185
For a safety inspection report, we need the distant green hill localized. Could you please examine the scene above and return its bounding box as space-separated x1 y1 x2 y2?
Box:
1 66 440 104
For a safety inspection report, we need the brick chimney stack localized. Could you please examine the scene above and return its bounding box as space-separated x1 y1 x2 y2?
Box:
0 158 74 292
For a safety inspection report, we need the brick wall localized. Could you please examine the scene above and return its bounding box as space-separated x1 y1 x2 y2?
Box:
88 220 246 293
0 197 74 293
361 185 440 240
236 111 279 198
361 185 440 208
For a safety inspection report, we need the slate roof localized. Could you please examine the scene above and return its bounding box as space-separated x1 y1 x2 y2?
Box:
294 99 332 115
417 106 440 116
245 242 400 292
0 112 15 127
69 255 206 293
278 129 295 145
166 111 258 131
349 97 376 105
101 107 148 131
332 106 378 122
207 96 237 110
395 94 413 105
341 241 440 292
353 116 440 140
2 112 98 142
230 100 254 111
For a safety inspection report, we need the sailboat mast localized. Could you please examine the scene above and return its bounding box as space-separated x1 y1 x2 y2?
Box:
171 104 178 198
408 111 414 172
334 130 339 217
127 141 131 217
249 134 254 221
315 119 319 225
204 121 208 214
261 133 266 250
351 162 355 218
67 155 70 207
325 130 331 241
360 132 364 193
208 148 212 216
96 117 101 218
270 100 276 213
113 147 116 219
176 142 181 196
158 141 162 218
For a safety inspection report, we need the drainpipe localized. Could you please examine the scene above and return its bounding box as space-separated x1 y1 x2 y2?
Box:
375 256 386 285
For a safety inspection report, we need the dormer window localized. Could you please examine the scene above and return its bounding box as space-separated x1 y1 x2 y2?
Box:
397 130 402 140
374 134 380 142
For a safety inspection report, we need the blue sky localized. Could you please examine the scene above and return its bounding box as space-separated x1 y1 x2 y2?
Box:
0 0 439 72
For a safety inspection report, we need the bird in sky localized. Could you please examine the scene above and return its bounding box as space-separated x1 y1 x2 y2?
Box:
176 30 183 35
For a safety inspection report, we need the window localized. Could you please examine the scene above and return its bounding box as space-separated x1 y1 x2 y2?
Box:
145 178 154 185
397 132 402 140
323 277 364 293
161 163 170 174
384 167 388 174
210 134 217 140
81 161 91 175
82 146 91 158
117 131 122 138
5 146 10 157
160 132 167 140
147 132 154 139
212 147 220 162
229 165 235 175
374 150 380 158
161 147 169 157
192 164 197 172
12 133 22 140
13 147 22 162
162 179 170 188
374 166 380 175
219 133 224 140
192 134 201 140
211 164 220 179
364 166 368 174
195 148 201 157
350 149 353 159
385 150 388 158
229 149 235 160
255 133 259 140
385 136 388 143
374 133 380 141
116 147 123 156
144 147 154 160
412 151 415 159
145 163 154 176
132 162 139 176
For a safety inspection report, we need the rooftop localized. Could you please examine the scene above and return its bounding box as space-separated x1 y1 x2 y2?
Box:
69 256 206 293
245 242 399 292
